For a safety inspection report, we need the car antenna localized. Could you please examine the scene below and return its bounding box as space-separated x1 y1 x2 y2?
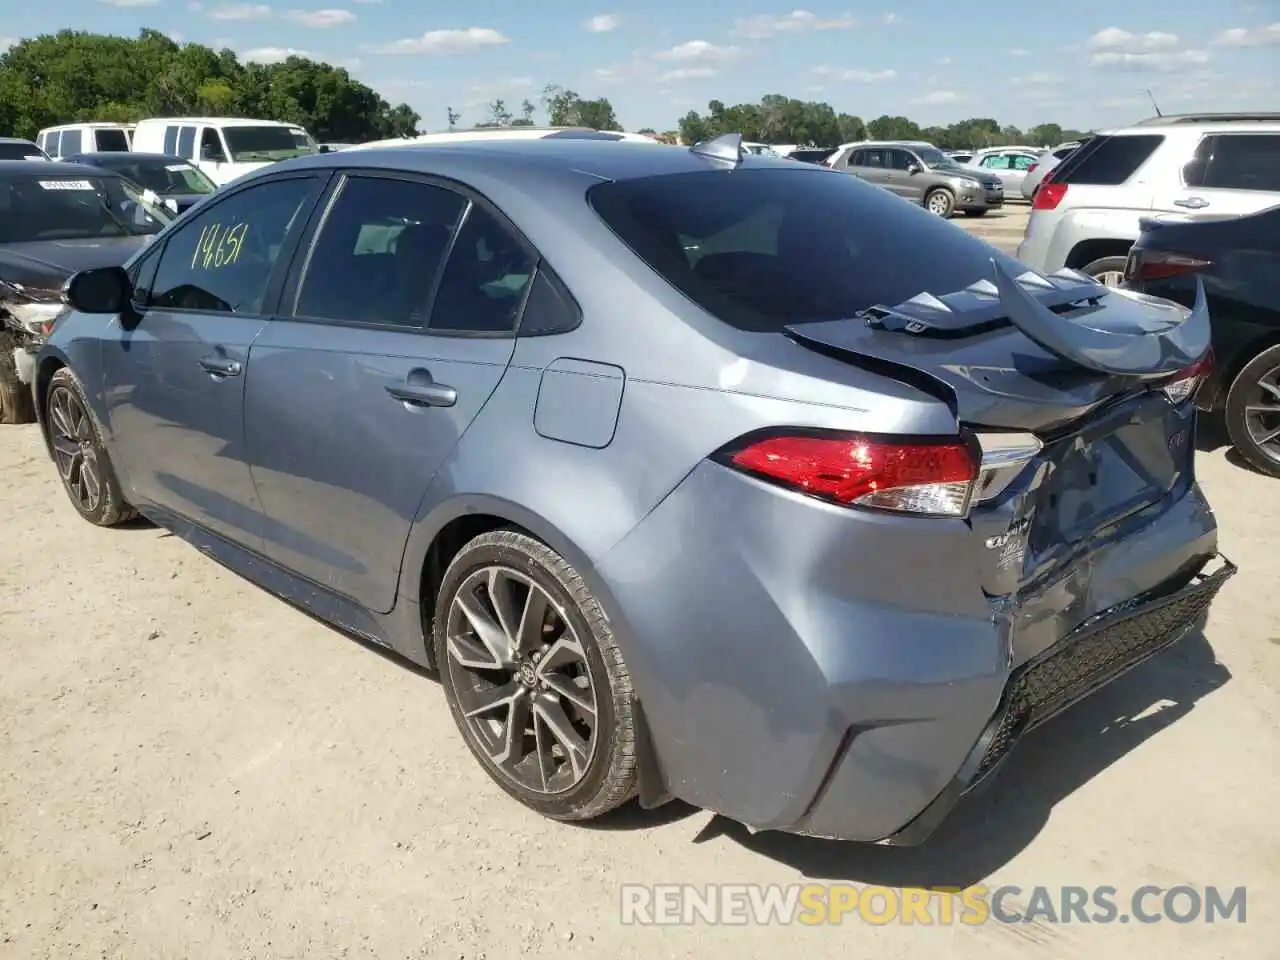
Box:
1144 88 1163 118
690 132 744 165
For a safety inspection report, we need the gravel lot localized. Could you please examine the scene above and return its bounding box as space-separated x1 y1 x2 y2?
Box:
2 207 1278 959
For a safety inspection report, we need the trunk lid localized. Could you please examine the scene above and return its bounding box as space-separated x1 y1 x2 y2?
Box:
784 261 1211 602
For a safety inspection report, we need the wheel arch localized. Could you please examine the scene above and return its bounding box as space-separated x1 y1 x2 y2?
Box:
1065 237 1134 271
33 352 69 457
1218 332 1280 413
407 494 673 808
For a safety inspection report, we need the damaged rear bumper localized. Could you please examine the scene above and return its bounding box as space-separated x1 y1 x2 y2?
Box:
881 552 1235 845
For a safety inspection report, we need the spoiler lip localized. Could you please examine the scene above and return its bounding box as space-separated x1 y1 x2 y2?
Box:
990 258 1210 377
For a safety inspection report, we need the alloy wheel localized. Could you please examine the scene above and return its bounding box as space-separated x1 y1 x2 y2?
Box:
1244 364 1280 466
1094 270 1125 288
444 566 599 795
48 386 104 515
927 193 950 216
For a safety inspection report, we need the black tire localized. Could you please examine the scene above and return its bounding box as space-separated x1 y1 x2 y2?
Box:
432 529 638 821
1080 255 1130 288
0 332 36 424
924 188 955 218
1224 344 1280 478
45 367 138 525
963 208 989 217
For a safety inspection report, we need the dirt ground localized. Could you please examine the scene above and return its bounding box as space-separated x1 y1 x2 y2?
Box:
2 209 1278 958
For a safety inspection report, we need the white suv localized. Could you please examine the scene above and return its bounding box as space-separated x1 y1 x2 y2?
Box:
1016 114 1280 285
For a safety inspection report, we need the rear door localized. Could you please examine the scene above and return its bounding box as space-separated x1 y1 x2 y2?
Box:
100 171 327 547
848 148 894 192
242 172 533 613
1152 132 1280 219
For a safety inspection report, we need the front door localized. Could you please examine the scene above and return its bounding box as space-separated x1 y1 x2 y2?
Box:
100 172 327 548
888 148 924 201
243 173 535 613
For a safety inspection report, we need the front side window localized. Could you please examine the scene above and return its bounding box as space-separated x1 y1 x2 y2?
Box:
980 153 1005 168
588 167 1026 333
0 174 172 243
200 128 227 163
148 176 319 315
222 125 315 163
295 175 467 327
889 149 915 171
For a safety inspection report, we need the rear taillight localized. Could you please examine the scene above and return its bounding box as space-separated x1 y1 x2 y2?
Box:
1124 248 1211 284
1160 350 1214 404
1032 182 1067 210
1027 163 1038 173
718 431 978 517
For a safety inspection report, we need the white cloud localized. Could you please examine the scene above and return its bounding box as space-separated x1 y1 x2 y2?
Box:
370 28 510 55
207 3 273 20
0 36 15 52
938 56 953 65
1086 27 1208 71
732 10 854 40
659 67 718 82
99 0 161 7
654 40 740 67
243 46 311 63
811 65 896 83
1213 23 1280 46
912 90 966 106
284 8 357 28
1008 47 1032 57
1015 71 1061 84
584 13 620 33
881 12 905 25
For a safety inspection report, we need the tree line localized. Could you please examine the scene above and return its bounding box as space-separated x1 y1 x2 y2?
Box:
1 29 1087 150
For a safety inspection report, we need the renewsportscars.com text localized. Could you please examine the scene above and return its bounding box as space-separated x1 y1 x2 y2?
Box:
619 883 1247 926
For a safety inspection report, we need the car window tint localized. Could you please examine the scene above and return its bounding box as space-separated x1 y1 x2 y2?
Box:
177 126 196 159
149 177 318 314
588 167 1026 333
1011 154 1035 170
428 205 536 334
61 130 82 155
1200 135 1280 192
518 267 580 335
47 132 61 156
980 154 1003 168
889 150 914 171
96 129 129 152
201 128 226 161
163 126 178 154
1053 134 1162 186
295 176 467 327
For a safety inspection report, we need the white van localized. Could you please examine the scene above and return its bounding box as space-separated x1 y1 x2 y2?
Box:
37 123 134 159
131 117 319 186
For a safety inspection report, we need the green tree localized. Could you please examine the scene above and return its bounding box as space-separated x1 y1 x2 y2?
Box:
541 83 621 130
480 98 513 127
447 106 462 129
511 99 537 126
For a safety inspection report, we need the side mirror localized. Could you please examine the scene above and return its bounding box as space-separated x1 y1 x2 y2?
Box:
906 162 922 174
64 266 133 315
318 144 332 154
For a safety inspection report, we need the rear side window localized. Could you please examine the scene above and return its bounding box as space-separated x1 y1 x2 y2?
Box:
587 168 1025 333
1185 134 1280 192
163 126 179 154
177 126 196 159
1053 134 1163 186
95 129 129 152
61 129 82 155
47 132 61 156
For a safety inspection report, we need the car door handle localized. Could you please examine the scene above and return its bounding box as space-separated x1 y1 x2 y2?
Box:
386 381 457 408
198 354 242 377
1173 197 1210 209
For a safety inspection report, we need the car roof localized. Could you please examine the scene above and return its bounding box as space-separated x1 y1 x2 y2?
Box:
271 137 800 184
136 117 303 127
65 151 187 164
0 160 121 180
0 137 39 145
40 122 133 130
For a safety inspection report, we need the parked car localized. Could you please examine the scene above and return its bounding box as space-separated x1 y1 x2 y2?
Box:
1123 204 1280 476
131 117 319 186
965 147 1041 198
0 161 171 422
1020 141 1082 201
947 151 973 164
63 152 219 216
786 147 835 165
1017 114 1280 285
37 123 134 159
352 127 670 151
32 134 1232 844
827 140 1004 217
0 138 50 162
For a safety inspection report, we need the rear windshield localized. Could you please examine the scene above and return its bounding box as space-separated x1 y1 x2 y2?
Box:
95 129 130 152
0 174 172 242
587 168 1024 333
1053 134 1162 186
0 141 45 161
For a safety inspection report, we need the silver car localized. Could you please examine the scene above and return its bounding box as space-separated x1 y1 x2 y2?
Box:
966 147 1041 198
1020 141 1081 201
33 135 1233 844
829 141 1005 217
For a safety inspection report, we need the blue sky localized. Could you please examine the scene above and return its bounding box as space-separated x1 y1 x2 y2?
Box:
4 1 1278 133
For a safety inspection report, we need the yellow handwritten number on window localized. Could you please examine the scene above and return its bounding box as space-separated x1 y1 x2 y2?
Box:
190 222 250 270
